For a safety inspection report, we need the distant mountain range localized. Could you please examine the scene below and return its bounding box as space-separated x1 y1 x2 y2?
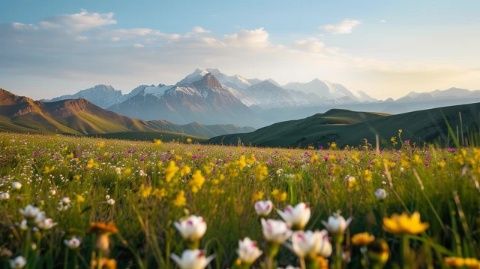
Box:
209 103 480 148
38 68 480 127
0 89 254 139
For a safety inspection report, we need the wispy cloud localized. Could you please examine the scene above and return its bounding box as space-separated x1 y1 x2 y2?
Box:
322 19 361 34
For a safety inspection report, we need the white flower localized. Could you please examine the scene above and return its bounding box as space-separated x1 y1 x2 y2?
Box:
171 249 214 269
237 237 262 264
20 205 41 219
9 256 26 269
106 198 115 205
35 213 56 230
19 219 28 230
174 215 207 241
0 191 10 200
254 200 273 217
322 213 352 234
57 197 71 211
11 182 22 190
139 170 147 177
115 167 122 175
374 188 387 200
290 230 332 258
277 203 311 229
261 219 292 244
64 237 81 249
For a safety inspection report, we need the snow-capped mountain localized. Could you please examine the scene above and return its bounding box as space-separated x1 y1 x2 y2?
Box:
283 79 376 103
396 87 480 103
49 85 125 108
109 73 259 126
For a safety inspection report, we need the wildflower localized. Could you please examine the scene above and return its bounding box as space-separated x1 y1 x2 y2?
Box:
251 191 264 202
237 237 262 265
345 175 357 189
173 191 187 207
12 182 22 190
57 197 71 211
254 200 273 217
444 257 480 268
20 205 41 219
165 161 179 182
64 237 81 249
322 212 352 235
9 256 26 269
374 188 387 200
35 212 56 230
153 139 162 145
106 198 115 206
277 203 311 230
363 169 373 181
171 249 214 269
180 165 192 176
75 194 85 204
90 258 117 269
174 215 207 242
290 230 332 258
367 239 389 266
261 219 292 244
351 232 375 246
89 222 118 253
271 189 287 202
254 164 268 181
0 191 10 200
189 170 205 193
383 212 429 235
237 155 247 170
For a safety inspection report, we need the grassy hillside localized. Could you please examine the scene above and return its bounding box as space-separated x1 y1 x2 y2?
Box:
210 103 480 148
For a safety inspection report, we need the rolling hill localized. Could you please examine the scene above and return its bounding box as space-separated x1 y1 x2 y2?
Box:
209 103 480 148
0 89 254 139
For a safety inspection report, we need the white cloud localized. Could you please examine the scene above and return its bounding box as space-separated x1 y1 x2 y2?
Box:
293 38 326 53
322 19 361 34
38 10 116 32
224 28 270 48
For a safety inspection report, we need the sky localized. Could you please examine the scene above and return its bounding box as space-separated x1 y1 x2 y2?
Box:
1 0 480 99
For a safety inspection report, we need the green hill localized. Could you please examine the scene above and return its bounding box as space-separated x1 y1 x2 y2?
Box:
209 103 480 148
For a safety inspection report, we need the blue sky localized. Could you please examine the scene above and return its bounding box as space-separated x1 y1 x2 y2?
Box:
1 0 480 99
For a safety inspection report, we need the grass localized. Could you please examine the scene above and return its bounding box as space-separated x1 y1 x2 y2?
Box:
0 132 479 268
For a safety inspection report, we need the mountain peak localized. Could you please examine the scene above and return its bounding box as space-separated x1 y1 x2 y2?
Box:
193 73 223 89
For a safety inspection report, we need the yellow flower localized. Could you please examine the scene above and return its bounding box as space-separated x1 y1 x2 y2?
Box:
383 212 429 235
252 191 264 202
180 165 191 177
75 194 85 204
346 176 357 190
165 161 179 182
190 170 205 193
329 142 337 150
152 188 167 199
444 257 480 268
351 232 375 246
237 155 247 170
139 184 152 198
363 169 372 182
173 191 186 207
254 164 268 181
91 258 117 269
153 139 162 145
271 189 287 202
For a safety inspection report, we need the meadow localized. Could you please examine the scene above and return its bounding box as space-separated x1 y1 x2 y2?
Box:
0 132 479 269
